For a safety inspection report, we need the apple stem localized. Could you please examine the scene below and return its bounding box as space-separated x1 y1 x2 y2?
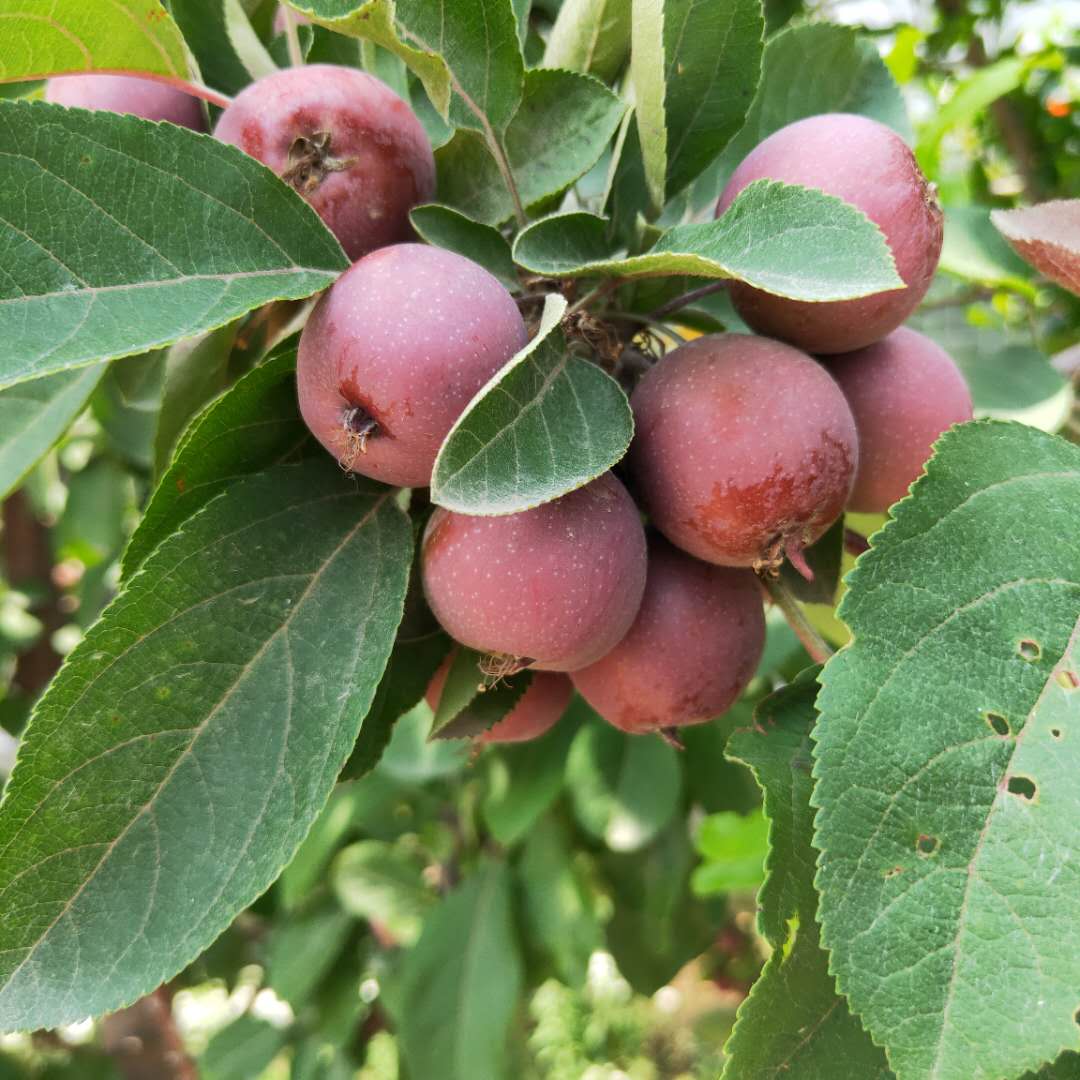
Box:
759 573 833 666
649 280 729 320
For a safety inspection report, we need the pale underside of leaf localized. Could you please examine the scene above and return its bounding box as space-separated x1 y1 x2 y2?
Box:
992 201 1080 297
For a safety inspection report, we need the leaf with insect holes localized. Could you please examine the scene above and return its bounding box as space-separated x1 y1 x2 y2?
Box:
435 67 626 225
121 340 312 581
0 102 348 391
0 0 192 84
0 458 411 1031
721 670 893 1080
992 201 1080 297
0 365 106 501
514 180 903 302
409 205 518 289
431 294 633 516
814 421 1080 1080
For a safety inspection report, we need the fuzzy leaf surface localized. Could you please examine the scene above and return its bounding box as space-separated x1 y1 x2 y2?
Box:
0 102 347 390
814 421 1080 1080
435 67 626 225
0 0 191 83
992 201 1080 297
120 341 310 580
513 181 903 301
432 294 633 515
0 459 411 1030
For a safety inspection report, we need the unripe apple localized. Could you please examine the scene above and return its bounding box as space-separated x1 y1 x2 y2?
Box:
45 75 205 130
214 64 435 260
296 243 527 488
717 113 942 354
421 474 648 672
827 327 973 512
571 537 765 734
629 333 857 571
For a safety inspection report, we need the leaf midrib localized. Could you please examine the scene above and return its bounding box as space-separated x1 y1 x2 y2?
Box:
0 488 390 1001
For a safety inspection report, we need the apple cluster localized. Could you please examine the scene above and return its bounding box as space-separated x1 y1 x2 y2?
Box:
46 65 973 742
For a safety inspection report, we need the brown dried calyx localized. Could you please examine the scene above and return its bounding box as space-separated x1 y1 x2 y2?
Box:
479 652 533 685
283 130 356 193
340 404 379 473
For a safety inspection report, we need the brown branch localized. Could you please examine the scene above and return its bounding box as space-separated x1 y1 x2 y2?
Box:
2 491 62 695
101 988 198 1080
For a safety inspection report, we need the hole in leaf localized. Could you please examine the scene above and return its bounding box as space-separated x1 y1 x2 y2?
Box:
1051 728 1062 740
1018 639 1041 661
1006 775 1037 801
916 834 940 857
1058 670 1079 690
984 711 1011 736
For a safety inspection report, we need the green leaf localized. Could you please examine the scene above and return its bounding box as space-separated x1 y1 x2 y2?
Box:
519 817 604 987
600 818 719 994
940 205 1033 290
566 708 682 852
342 612 451 776
409 204 519 290
279 782 368 910
265 903 352 1007
168 0 268 97
917 55 1033 174
514 180 903 301
121 340 311 581
814 421 1080 1080
377 703 470 784
0 365 105 501
631 0 764 207
431 293 634 516
779 516 844 606
0 101 347 390
721 671 893 1080
992 200 1080 298
201 1015 290 1080
284 0 449 119
332 839 435 945
690 809 768 897
0 459 411 1030
708 22 909 207
481 704 579 846
0 0 192 83
289 0 525 133
152 322 242 477
435 67 627 225
91 352 167 471
542 0 632 81
392 861 523 1080
627 0 667 213
428 649 532 741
